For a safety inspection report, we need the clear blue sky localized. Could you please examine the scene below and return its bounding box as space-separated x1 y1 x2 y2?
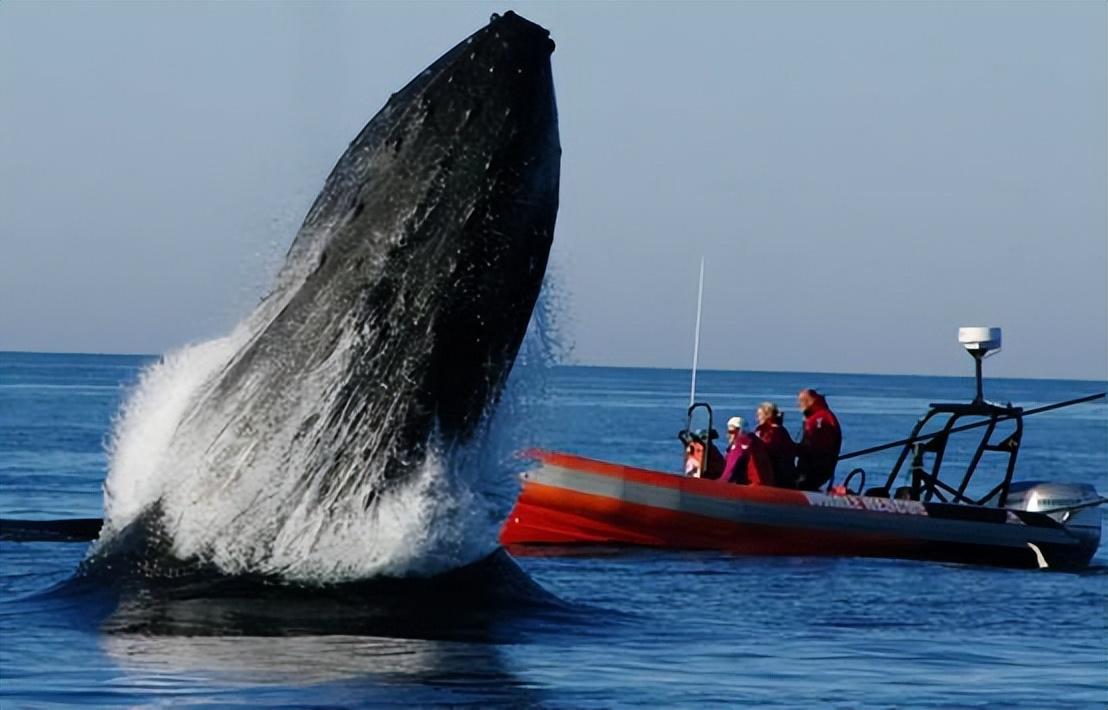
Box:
1 2 1104 379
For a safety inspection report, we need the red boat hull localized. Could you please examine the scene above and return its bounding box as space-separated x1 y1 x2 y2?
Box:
500 451 1099 569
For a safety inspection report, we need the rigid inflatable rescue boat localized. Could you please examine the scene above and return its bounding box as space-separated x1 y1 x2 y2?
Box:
501 328 1106 570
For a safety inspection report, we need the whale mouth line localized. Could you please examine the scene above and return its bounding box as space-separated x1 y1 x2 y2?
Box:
85 11 561 586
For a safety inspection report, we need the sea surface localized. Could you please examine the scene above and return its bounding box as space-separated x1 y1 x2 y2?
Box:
1 351 1105 708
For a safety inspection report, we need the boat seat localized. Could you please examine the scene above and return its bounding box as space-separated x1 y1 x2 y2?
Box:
893 486 915 500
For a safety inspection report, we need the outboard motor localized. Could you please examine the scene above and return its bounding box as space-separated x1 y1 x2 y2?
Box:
1006 481 1104 550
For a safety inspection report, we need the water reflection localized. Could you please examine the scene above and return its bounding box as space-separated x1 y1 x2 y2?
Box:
42 550 572 704
100 632 538 704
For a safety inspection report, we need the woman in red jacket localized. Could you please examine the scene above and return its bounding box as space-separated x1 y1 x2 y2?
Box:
754 402 798 489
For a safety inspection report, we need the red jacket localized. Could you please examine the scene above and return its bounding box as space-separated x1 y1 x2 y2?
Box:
755 421 798 488
797 394 842 490
721 432 775 486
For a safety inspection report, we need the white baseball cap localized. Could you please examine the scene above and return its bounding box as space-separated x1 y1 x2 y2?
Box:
727 416 745 432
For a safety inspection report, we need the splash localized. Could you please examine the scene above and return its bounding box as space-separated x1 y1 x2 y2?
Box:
94 279 565 583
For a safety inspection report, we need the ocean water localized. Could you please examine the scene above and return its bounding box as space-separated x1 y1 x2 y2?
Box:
1 351 1105 708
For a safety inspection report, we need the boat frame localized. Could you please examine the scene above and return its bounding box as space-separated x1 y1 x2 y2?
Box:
880 400 1022 507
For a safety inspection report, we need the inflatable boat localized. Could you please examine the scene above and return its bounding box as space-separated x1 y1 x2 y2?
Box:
502 329 1105 570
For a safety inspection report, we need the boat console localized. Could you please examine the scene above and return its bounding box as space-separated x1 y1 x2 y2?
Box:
857 328 1019 504
849 328 1103 517
877 399 1024 507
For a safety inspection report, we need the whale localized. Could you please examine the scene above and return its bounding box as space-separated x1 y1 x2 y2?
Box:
200 10 559 497
5 12 561 579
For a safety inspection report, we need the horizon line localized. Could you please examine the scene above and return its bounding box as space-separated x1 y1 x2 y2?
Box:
1 349 1105 385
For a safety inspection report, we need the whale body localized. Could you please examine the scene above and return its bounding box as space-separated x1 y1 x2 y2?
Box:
86 11 560 580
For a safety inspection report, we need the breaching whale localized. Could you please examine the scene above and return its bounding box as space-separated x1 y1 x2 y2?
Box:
216 10 559 491
8 12 561 580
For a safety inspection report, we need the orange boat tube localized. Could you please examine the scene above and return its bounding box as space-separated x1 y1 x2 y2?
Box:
501 450 1101 570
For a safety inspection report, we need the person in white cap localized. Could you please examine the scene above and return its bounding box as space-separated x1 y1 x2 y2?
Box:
726 416 746 451
721 415 775 486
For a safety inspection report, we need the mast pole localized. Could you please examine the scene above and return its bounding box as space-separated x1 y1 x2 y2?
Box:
690 257 705 408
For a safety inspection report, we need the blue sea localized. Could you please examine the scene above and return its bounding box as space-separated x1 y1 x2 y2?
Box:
1 351 1105 708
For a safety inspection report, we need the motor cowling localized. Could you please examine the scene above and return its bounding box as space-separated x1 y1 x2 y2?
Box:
1006 481 1103 544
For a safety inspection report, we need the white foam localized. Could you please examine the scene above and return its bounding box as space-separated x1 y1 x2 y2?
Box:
95 279 562 583
101 329 250 534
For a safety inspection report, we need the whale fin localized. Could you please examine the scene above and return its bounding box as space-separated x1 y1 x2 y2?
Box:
0 517 102 542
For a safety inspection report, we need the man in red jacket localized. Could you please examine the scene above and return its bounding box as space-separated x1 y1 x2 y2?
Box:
721 416 775 486
795 389 842 491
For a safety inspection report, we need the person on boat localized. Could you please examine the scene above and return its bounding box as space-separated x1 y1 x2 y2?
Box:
754 401 798 488
684 443 700 476
685 429 726 479
720 416 775 486
795 389 842 491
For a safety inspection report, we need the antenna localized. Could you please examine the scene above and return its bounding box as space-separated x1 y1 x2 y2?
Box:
689 257 705 407
958 326 1002 404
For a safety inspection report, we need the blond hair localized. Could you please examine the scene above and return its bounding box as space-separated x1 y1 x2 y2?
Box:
757 401 781 421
